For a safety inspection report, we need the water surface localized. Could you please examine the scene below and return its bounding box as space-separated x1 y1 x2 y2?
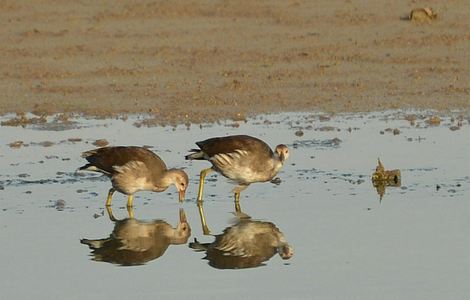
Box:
1 111 469 299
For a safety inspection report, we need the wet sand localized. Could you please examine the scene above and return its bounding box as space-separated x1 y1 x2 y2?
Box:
1 1 470 124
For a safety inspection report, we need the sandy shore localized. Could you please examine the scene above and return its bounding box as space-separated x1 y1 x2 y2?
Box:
1 1 470 124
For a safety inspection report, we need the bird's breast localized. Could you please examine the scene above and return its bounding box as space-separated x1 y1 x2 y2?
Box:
112 175 154 195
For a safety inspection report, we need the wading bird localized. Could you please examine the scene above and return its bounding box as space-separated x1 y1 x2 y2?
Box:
79 146 188 207
185 135 289 203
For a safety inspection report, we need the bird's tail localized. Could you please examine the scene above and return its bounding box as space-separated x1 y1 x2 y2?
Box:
185 149 205 160
78 164 93 171
80 238 105 249
189 238 209 251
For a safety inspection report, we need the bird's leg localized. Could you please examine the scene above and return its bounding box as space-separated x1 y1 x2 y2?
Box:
105 206 117 221
105 188 115 206
234 197 241 214
197 168 213 202
234 191 241 206
126 194 134 207
126 206 135 219
197 201 211 235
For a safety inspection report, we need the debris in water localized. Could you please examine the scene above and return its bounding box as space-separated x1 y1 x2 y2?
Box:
68 138 82 143
9 141 24 148
39 141 54 147
426 116 441 126
371 158 401 201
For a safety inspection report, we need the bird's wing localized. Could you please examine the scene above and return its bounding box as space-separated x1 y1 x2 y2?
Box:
196 135 274 158
81 146 167 175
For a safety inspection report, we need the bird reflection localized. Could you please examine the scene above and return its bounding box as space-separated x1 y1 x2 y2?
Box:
191 202 293 269
373 179 401 202
81 207 191 266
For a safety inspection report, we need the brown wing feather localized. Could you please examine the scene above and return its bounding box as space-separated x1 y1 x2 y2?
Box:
196 135 274 159
81 146 167 176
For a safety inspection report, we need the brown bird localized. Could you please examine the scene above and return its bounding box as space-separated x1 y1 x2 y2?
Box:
81 208 191 266
79 146 188 207
190 217 293 269
185 135 289 202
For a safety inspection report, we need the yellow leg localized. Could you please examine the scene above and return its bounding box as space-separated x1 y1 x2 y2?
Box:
106 188 115 206
197 201 211 235
105 206 116 221
235 198 241 214
126 206 135 219
234 191 241 204
197 168 213 202
126 194 134 207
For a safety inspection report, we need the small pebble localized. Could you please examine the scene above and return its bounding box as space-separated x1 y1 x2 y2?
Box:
295 130 304 137
55 199 66 211
93 139 109 147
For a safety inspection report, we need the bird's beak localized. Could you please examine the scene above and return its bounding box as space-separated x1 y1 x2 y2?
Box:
179 208 187 223
279 152 286 163
179 189 186 203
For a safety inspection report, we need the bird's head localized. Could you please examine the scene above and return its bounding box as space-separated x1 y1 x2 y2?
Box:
172 208 191 244
275 144 289 163
278 244 294 260
164 169 189 202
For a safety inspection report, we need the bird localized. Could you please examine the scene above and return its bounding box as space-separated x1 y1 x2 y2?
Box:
185 135 289 202
189 216 293 269
81 208 191 266
79 146 189 207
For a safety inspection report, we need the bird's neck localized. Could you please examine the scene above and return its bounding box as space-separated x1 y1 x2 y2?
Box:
155 169 176 190
169 229 189 244
272 155 284 174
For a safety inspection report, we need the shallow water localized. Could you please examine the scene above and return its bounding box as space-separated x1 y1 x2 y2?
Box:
1 111 469 299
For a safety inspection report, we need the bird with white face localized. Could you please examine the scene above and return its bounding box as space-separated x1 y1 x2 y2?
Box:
185 135 289 203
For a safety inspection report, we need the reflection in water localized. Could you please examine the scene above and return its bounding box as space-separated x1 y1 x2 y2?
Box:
373 180 401 201
191 202 293 269
372 158 401 202
81 207 191 266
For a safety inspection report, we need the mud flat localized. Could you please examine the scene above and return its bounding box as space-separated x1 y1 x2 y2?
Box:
1 1 470 124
